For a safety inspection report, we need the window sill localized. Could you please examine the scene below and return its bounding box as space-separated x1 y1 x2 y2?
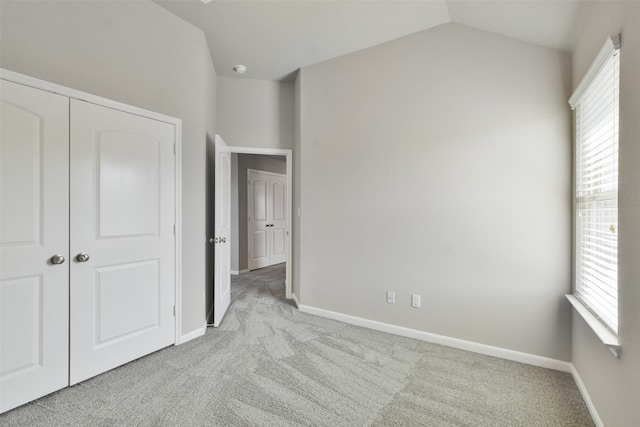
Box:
566 294 621 358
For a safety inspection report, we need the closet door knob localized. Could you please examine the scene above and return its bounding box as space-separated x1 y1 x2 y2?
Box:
50 255 65 265
76 253 90 263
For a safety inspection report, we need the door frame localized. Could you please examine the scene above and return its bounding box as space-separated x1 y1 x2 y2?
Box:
229 147 293 299
0 69 184 345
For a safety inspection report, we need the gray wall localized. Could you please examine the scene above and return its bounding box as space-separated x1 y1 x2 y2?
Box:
0 0 217 337
234 155 287 272
216 76 294 149
570 2 640 425
298 23 573 361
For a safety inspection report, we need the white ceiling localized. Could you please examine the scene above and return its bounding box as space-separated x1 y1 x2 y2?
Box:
155 0 595 81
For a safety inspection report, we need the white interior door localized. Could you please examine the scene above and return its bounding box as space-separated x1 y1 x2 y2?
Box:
248 170 269 270
269 174 287 265
248 170 286 270
69 100 175 385
213 135 231 327
0 80 70 413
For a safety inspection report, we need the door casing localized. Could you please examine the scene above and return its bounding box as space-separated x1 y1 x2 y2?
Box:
223 146 293 299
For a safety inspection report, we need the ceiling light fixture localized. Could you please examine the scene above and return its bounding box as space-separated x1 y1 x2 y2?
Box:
200 0 213 4
233 64 247 74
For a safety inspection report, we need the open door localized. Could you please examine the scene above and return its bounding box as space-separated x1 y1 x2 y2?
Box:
212 135 231 326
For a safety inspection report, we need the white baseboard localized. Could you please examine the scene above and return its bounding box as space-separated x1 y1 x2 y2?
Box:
570 364 603 427
291 293 300 308
231 269 249 275
177 325 206 345
297 304 572 373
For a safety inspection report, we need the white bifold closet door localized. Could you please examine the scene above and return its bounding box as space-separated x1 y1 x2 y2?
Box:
0 80 176 412
0 80 70 413
248 169 286 270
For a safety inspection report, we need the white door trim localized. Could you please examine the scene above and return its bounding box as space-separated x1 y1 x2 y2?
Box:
247 168 286 177
0 69 184 345
228 146 293 299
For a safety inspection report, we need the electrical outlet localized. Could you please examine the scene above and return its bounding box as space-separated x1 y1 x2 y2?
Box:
411 294 421 308
386 291 395 304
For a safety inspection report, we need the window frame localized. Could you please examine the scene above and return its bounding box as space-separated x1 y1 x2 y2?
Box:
567 34 621 358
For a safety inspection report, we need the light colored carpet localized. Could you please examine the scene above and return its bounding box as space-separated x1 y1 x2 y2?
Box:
1 264 593 426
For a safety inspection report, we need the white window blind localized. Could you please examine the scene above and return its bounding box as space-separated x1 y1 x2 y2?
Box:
570 35 620 334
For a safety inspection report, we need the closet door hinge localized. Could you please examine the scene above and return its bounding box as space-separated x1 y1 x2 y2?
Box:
173 305 176 316
173 224 176 235
173 143 176 155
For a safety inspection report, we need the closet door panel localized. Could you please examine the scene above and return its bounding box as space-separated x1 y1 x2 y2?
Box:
98 131 160 237
0 80 69 413
69 100 175 385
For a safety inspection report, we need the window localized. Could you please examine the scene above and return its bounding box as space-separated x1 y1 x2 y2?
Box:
569 35 620 334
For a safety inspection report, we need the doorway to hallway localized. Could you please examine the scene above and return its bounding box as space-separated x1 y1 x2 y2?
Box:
207 143 292 327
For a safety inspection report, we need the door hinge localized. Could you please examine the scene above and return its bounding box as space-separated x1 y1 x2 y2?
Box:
173 305 176 316
173 143 176 155
173 224 176 235
248 180 250 186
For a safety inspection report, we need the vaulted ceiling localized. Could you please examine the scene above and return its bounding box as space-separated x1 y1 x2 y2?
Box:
156 0 595 81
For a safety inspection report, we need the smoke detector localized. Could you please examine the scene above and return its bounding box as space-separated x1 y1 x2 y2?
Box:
233 65 247 74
